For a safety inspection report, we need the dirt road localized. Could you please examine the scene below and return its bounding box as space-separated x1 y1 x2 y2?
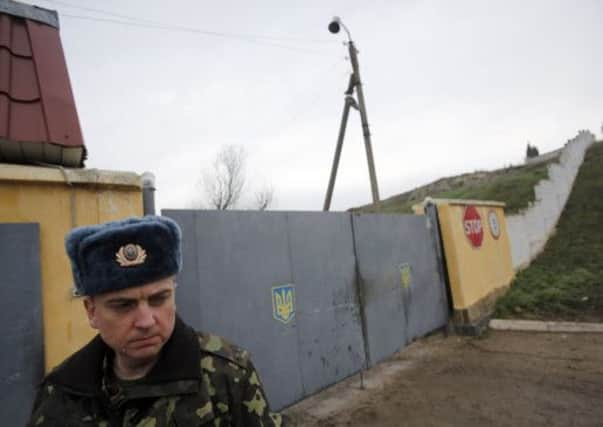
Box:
284 330 603 427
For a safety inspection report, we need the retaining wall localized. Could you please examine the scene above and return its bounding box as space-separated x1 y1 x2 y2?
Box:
507 131 595 270
524 147 563 165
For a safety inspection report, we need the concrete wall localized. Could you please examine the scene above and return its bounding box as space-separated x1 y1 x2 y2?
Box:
524 147 562 165
507 131 596 270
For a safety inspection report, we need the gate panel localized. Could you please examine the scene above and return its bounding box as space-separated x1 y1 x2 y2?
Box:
352 213 449 366
286 212 366 395
0 223 43 426
403 214 450 342
170 210 201 326
165 210 304 410
352 214 409 366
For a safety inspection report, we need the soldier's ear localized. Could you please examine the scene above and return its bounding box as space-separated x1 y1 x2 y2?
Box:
83 297 99 329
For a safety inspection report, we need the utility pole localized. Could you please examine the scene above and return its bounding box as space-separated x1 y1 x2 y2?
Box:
323 17 380 211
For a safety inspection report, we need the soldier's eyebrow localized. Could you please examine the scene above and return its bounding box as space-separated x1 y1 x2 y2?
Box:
148 289 172 300
103 287 173 306
104 297 137 306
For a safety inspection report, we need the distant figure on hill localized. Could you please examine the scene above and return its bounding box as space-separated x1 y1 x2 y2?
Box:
526 143 540 159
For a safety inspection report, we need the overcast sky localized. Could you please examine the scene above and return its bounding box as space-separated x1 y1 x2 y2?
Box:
26 0 603 211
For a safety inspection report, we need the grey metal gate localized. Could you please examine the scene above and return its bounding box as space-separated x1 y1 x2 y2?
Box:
164 210 449 410
0 223 43 426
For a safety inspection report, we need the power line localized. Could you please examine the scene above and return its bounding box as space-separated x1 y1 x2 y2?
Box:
39 0 335 45
39 0 156 24
58 13 334 56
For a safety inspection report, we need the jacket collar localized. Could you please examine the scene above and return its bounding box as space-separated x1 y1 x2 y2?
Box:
47 316 202 396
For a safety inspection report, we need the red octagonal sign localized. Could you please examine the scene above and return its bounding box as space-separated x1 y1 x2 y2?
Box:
463 205 483 248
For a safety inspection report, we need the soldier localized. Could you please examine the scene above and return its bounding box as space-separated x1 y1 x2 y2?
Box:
28 216 282 426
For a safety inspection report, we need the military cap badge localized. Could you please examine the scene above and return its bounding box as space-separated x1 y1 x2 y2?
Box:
115 243 147 267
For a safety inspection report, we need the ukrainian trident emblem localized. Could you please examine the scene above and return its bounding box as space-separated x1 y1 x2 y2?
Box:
399 263 412 289
272 284 295 324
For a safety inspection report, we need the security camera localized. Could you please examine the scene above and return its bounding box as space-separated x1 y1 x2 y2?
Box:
328 16 342 34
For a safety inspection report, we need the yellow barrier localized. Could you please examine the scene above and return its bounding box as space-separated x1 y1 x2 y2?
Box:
428 199 515 327
0 164 143 371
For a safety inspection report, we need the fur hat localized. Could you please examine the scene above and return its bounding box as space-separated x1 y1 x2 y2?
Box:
65 216 182 296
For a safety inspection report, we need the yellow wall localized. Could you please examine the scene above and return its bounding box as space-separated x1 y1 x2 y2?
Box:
0 164 143 371
435 200 514 311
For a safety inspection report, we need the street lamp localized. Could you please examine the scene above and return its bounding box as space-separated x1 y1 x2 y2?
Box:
323 16 380 211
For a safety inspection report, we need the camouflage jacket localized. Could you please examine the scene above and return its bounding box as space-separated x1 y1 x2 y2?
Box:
28 317 282 426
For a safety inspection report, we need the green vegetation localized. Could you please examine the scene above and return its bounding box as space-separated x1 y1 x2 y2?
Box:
495 142 603 321
353 158 557 215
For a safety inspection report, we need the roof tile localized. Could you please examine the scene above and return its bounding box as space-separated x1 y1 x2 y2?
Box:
0 49 10 93
11 55 38 100
0 14 11 49
0 94 8 135
9 100 46 141
10 16 29 56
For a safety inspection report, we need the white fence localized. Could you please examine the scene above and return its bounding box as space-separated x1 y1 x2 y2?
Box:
524 147 563 165
506 131 596 270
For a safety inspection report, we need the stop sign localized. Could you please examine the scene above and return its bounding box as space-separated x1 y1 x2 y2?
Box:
463 205 483 247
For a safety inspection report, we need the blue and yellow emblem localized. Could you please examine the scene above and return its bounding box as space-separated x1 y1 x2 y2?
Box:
272 284 295 324
399 263 412 289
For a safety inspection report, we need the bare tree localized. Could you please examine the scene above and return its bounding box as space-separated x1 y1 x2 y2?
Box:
254 184 275 211
198 144 276 210
202 145 246 210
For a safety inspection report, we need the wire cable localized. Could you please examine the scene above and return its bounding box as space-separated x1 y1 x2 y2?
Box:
38 0 336 44
59 13 333 56
38 0 156 24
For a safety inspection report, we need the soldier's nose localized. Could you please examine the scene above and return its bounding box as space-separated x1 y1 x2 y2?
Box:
134 303 156 329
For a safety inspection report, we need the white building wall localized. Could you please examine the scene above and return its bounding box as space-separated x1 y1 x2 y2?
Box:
507 131 596 270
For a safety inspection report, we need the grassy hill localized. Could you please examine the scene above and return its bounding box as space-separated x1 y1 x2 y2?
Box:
353 157 559 215
353 141 602 321
495 141 603 321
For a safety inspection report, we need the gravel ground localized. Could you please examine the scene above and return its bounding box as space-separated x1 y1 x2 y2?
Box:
284 330 603 427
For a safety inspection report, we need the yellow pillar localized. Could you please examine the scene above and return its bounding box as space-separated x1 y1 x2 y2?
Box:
0 164 143 371
428 199 515 325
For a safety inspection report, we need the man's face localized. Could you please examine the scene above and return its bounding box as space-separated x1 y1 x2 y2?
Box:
83 276 177 365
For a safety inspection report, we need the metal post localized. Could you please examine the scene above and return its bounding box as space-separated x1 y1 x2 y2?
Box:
323 96 354 211
348 41 380 205
141 172 156 215
324 17 380 210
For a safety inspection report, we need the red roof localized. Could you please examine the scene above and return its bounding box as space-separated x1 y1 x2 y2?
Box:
0 1 85 167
